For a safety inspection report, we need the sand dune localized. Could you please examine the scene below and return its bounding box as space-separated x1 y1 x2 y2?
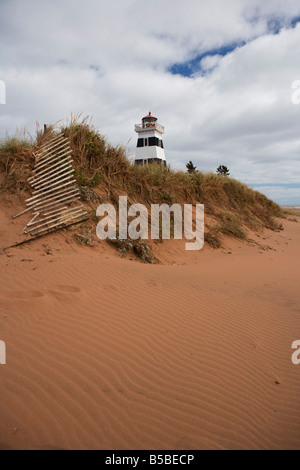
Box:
0 207 300 449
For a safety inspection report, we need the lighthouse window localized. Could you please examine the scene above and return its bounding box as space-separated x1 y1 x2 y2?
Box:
138 137 163 148
148 137 159 147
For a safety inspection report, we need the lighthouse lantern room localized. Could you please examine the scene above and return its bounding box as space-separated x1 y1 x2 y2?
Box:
134 112 166 166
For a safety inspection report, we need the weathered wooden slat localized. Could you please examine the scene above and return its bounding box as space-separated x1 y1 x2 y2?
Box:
31 179 76 198
29 213 88 237
44 206 68 216
33 137 69 160
34 141 71 163
25 208 88 234
28 158 73 182
32 195 80 213
34 136 64 160
32 175 76 195
30 195 77 213
30 166 73 189
26 212 40 227
26 185 79 205
37 134 63 149
32 168 74 190
21 133 88 238
33 149 72 172
25 207 87 233
26 205 84 227
22 212 40 232
12 207 32 219
27 186 78 208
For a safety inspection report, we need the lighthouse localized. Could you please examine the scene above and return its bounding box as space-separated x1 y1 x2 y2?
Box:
134 112 166 166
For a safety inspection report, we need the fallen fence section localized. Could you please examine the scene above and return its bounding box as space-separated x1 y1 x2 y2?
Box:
13 134 88 237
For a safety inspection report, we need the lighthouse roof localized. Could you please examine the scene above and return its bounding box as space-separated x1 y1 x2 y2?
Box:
142 111 157 121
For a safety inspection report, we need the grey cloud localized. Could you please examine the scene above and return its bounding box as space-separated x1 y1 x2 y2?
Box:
1 0 300 204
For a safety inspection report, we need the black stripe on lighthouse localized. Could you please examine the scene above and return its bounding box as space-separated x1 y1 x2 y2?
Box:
137 138 164 148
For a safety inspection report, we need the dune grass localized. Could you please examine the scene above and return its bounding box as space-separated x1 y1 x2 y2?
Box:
0 115 284 249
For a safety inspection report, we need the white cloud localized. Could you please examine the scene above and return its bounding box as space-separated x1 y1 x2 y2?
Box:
1 0 300 204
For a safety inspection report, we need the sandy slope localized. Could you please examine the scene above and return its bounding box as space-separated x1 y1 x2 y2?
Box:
0 204 300 450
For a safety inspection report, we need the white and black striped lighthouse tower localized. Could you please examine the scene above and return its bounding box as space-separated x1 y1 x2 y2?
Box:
134 112 166 166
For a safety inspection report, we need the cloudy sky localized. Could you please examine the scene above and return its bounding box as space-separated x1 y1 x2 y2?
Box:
1 0 300 205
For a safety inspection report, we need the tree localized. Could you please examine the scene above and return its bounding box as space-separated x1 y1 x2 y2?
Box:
186 161 197 173
216 165 230 176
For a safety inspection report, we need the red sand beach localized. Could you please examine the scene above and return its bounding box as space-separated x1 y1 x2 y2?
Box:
0 204 300 450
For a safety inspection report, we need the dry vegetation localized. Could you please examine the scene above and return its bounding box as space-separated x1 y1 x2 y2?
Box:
0 116 284 257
